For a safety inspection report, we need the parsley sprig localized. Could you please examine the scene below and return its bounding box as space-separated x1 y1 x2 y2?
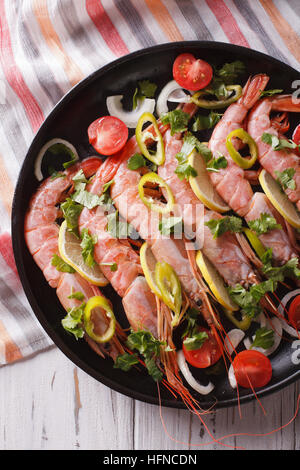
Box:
248 213 282 236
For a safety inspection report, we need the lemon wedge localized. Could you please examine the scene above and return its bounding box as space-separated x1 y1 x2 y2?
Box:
196 251 238 311
188 149 230 213
139 242 161 297
58 221 108 286
259 169 300 229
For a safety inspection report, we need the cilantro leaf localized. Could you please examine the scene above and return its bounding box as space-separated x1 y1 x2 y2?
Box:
174 162 197 180
192 111 222 131
114 353 139 371
275 168 296 191
206 155 228 172
132 80 157 110
251 327 274 350
260 89 283 98
176 133 212 164
261 249 300 282
228 280 275 318
205 216 243 238
61 303 86 339
100 262 118 272
106 210 137 239
127 153 146 170
183 331 208 351
216 60 245 84
262 132 299 152
71 188 104 209
51 254 75 273
80 228 97 267
61 198 83 237
161 109 190 135
67 290 85 301
248 213 282 236
159 216 183 236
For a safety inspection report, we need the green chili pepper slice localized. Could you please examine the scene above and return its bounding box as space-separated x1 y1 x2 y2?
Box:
223 308 252 331
135 112 165 166
84 295 116 343
138 172 174 214
155 261 182 327
191 85 242 109
226 128 258 169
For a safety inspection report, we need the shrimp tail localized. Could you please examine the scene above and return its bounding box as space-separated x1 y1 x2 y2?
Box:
239 73 269 109
271 94 300 112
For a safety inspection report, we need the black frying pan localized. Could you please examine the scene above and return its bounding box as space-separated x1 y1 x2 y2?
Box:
12 42 300 409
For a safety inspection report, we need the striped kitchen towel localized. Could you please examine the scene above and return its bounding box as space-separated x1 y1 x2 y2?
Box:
0 0 299 365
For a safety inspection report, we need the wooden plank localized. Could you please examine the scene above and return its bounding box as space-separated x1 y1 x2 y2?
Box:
0 346 298 450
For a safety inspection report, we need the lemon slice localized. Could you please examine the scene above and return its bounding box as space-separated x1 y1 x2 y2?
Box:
140 242 161 297
58 221 108 286
259 169 300 229
188 149 230 213
196 251 238 311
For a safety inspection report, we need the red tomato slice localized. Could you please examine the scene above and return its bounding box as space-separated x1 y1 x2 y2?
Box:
182 327 222 368
292 124 300 157
88 116 128 156
232 350 272 389
172 53 213 92
288 295 300 330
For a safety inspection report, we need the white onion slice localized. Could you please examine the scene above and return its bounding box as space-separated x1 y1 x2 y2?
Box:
156 80 191 117
177 350 214 395
34 138 79 181
106 95 155 128
277 289 300 338
228 364 237 389
224 329 245 355
243 315 282 356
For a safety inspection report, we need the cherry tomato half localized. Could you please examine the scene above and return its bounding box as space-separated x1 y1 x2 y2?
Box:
292 124 300 157
172 53 213 92
182 327 222 368
232 350 272 389
88 116 128 156
288 295 300 330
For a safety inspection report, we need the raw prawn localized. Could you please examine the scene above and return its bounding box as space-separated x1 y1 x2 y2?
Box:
247 95 300 210
207 76 297 265
24 157 125 359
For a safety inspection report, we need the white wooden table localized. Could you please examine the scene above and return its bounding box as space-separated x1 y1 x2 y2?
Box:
0 344 299 450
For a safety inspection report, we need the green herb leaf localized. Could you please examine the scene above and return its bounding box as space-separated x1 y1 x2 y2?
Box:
51 254 75 273
114 353 139 371
67 290 85 301
60 198 83 237
161 109 190 135
259 89 283 98
106 210 136 239
102 179 114 193
183 331 208 351
46 142 77 170
71 188 104 209
275 168 296 191
174 162 197 180
158 216 183 236
205 216 243 238
144 356 163 382
48 166 66 180
262 132 299 152
192 111 222 131
206 155 228 172
261 248 300 282
61 303 86 339
251 327 274 350
182 307 199 338
216 60 245 84
127 153 147 170
100 262 118 272
248 213 282 236
132 80 157 110
176 133 212 163
80 228 97 267
228 279 275 318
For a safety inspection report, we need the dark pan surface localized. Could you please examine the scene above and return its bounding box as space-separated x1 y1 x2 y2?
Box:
12 42 300 409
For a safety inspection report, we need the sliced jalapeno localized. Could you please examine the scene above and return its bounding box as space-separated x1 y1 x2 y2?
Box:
84 295 116 343
223 308 252 331
191 85 242 109
135 112 165 166
155 261 182 327
226 128 258 169
138 172 174 214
